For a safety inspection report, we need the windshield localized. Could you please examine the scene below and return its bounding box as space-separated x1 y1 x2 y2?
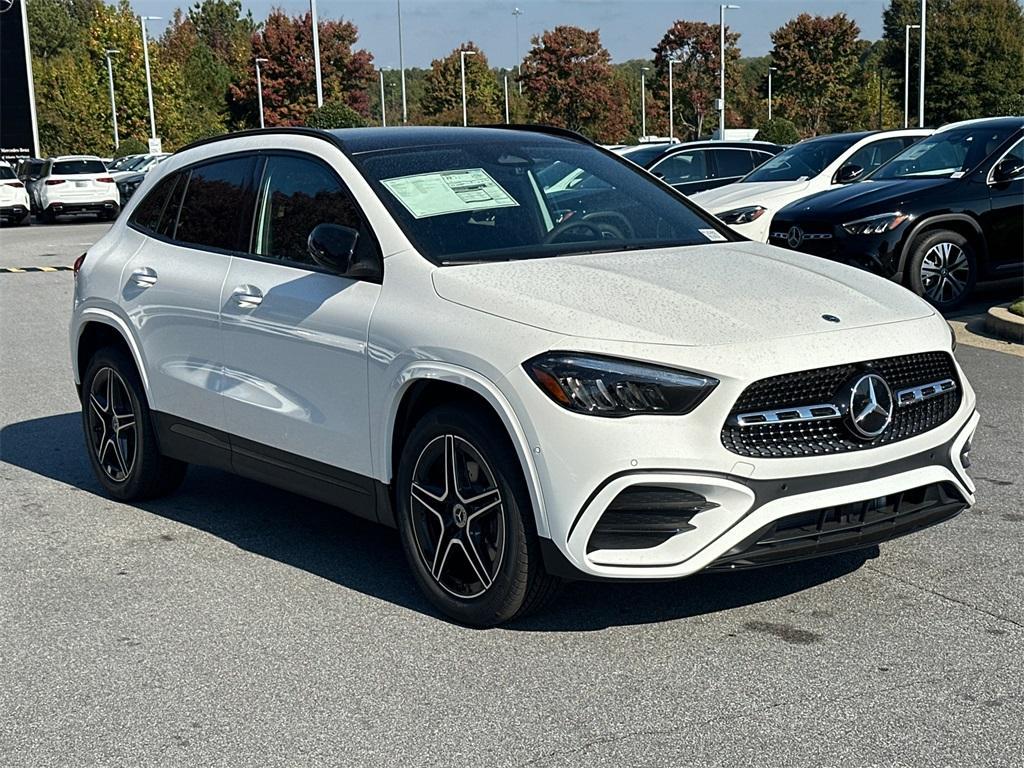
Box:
869 123 1022 180
352 137 730 264
53 159 106 175
743 137 858 182
0 165 15 180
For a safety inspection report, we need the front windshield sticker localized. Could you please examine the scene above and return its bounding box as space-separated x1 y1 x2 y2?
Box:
699 228 727 242
381 168 519 219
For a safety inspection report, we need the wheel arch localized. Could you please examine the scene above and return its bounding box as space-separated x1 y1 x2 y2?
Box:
382 364 549 538
897 213 988 281
74 309 150 399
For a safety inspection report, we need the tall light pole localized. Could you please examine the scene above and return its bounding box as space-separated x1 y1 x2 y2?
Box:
104 49 120 150
255 57 268 129
718 4 739 140
504 75 510 123
139 15 160 142
379 68 388 127
640 67 649 139
668 59 679 141
397 0 408 123
310 0 323 107
512 7 523 95
903 24 920 128
767 65 777 122
918 0 927 128
461 50 477 127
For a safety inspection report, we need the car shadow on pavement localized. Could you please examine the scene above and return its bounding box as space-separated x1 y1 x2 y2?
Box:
2 411 874 631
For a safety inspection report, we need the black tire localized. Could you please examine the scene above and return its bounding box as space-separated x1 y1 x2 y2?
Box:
18 211 31 226
906 229 977 311
396 403 561 626
100 204 120 222
39 208 56 224
81 346 187 500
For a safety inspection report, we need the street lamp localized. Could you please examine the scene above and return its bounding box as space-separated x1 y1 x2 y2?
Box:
255 57 268 129
904 24 920 128
667 59 680 141
918 0 927 127
104 49 120 150
310 0 323 107
640 67 649 139
767 65 777 122
139 15 160 143
512 7 523 95
397 0 407 123
461 50 477 127
379 68 388 127
719 4 739 140
504 74 510 124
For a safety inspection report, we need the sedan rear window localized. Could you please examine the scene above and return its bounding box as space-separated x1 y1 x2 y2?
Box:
52 160 107 175
352 137 730 264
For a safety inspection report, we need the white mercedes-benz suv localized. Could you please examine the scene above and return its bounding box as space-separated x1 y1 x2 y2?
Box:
71 127 977 626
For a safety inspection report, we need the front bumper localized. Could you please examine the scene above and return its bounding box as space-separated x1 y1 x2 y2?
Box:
541 409 976 580
768 218 908 280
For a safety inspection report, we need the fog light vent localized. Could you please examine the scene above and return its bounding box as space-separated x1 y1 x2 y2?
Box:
587 486 718 552
959 438 972 469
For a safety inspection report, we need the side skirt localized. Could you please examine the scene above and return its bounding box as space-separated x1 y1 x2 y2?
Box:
152 412 387 525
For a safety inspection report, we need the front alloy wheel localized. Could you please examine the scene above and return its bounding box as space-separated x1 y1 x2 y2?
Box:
409 434 506 598
920 241 971 305
396 404 560 626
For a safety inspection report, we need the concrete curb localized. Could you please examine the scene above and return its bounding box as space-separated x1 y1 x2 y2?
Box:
984 305 1024 344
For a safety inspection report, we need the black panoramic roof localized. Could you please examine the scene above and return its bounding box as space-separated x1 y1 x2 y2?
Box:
328 125 586 154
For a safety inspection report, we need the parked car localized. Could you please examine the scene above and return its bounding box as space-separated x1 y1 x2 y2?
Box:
692 129 932 241
0 160 32 225
31 156 120 222
109 153 170 183
612 142 677 166
769 116 1024 310
72 126 976 626
641 140 783 195
107 154 145 172
115 172 148 205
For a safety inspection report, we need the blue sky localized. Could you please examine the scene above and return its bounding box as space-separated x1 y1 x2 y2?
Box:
136 0 889 67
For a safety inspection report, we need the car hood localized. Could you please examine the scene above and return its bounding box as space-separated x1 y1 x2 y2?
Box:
431 242 934 347
779 178 950 217
691 181 813 212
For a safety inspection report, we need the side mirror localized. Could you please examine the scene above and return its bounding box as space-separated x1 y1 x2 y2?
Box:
307 223 359 274
992 156 1024 184
836 163 865 184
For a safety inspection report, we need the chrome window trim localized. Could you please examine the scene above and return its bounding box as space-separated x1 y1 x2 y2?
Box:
985 134 1024 186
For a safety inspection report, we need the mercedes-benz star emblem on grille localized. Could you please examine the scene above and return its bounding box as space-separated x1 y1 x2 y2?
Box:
847 373 894 439
787 226 804 248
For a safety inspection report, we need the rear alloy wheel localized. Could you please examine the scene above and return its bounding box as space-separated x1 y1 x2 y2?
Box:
907 229 977 311
396 404 560 626
81 347 187 500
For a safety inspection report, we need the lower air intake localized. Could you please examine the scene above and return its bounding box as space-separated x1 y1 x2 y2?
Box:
587 486 717 552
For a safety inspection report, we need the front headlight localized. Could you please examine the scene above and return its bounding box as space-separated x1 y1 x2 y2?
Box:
524 353 718 417
842 212 911 235
717 205 767 225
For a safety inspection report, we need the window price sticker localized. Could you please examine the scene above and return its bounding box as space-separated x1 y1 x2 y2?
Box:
382 168 519 219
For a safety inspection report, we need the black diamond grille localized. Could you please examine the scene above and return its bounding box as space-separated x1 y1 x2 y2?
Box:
722 352 961 458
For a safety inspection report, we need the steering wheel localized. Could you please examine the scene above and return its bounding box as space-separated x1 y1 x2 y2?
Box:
581 210 634 240
541 219 606 245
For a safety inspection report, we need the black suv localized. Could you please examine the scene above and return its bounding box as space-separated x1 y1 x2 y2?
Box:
770 116 1023 309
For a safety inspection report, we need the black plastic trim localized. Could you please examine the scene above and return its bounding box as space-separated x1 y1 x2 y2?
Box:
154 412 380 524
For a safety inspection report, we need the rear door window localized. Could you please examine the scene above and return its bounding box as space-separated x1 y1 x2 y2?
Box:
174 156 257 252
651 151 710 185
844 138 908 175
712 149 755 178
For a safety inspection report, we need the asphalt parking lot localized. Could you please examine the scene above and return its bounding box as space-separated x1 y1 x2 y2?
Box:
2 221 1023 767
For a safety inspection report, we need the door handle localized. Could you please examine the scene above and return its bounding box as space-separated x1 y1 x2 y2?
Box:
131 267 157 288
232 285 263 308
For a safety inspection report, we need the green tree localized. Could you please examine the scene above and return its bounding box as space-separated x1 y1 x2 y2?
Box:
306 100 367 129
651 20 742 139
882 0 1024 126
520 26 631 143
770 13 863 136
757 117 800 144
421 43 501 125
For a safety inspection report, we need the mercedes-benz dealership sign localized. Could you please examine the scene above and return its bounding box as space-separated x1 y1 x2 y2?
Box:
0 0 40 161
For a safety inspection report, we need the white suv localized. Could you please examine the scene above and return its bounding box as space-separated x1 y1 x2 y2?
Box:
0 160 31 225
33 155 120 222
71 127 977 626
692 129 932 241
